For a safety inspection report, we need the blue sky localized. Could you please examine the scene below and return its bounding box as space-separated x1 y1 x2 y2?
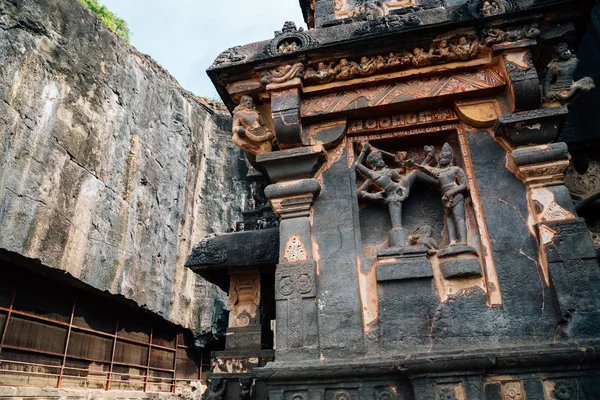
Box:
101 0 305 99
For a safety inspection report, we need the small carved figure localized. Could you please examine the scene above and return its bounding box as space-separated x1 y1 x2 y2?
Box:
434 40 451 61
359 56 377 75
353 0 385 19
278 40 300 53
411 48 430 66
232 95 274 155
304 62 336 84
543 43 595 107
450 37 479 61
409 225 439 254
240 380 253 400
261 63 304 85
481 0 502 16
414 143 470 246
334 58 361 80
203 380 226 400
376 55 388 71
484 23 540 46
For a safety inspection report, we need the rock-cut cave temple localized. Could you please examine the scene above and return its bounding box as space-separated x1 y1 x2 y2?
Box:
1 0 600 399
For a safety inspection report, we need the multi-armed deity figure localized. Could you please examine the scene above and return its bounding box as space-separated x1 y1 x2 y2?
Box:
413 143 469 246
231 95 275 155
355 142 439 247
543 42 595 107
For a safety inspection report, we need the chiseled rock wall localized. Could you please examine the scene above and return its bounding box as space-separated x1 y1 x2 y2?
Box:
0 0 245 336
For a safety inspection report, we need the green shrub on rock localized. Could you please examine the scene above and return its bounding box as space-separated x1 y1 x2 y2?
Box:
77 0 131 43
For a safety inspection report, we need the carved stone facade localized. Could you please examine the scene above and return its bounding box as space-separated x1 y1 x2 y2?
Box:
194 0 600 399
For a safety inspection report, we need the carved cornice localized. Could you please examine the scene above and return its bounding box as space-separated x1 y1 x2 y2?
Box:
302 23 539 86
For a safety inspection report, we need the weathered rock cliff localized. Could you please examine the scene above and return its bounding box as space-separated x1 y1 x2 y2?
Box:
0 0 245 337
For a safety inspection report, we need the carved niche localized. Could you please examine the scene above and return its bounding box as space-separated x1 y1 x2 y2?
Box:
268 21 318 56
228 271 261 328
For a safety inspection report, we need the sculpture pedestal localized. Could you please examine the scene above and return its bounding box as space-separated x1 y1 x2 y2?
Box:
388 227 409 248
437 244 482 279
376 245 433 281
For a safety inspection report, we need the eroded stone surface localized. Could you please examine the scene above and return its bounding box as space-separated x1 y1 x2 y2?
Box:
0 0 246 336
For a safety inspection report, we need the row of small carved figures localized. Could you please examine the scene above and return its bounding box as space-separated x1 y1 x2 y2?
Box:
303 24 540 84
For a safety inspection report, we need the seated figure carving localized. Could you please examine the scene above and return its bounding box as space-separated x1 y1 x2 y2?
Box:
231 95 274 155
543 43 595 107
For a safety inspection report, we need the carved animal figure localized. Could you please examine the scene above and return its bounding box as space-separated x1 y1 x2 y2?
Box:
409 225 439 253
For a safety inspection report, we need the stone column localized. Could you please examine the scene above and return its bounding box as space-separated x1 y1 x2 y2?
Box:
258 145 325 360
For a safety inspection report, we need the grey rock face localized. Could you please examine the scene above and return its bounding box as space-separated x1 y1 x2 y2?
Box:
0 0 246 337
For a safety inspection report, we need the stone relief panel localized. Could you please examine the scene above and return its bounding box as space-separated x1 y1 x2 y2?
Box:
434 383 466 400
228 271 261 328
501 381 525 400
284 391 308 400
301 66 505 117
334 0 418 20
543 379 578 400
354 133 483 266
283 235 309 263
325 389 359 400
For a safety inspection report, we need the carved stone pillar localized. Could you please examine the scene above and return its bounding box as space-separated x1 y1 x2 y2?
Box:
258 146 325 360
227 270 262 350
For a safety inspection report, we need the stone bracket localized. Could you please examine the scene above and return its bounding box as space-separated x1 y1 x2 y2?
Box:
265 178 321 219
501 49 541 112
271 88 302 147
509 142 570 188
257 145 326 183
494 107 568 148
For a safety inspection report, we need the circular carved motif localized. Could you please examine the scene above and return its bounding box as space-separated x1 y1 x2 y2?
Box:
296 273 314 294
291 394 305 400
278 276 296 296
552 381 575 400
237 314 250 327
503 382 523 400
378 388 395 400
334 391 351 400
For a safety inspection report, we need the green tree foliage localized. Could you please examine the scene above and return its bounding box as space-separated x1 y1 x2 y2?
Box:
77 0 131 43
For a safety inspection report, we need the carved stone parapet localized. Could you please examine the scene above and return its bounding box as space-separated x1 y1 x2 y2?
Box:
265 179 321 219
257 145 326 183
494 107 568 148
